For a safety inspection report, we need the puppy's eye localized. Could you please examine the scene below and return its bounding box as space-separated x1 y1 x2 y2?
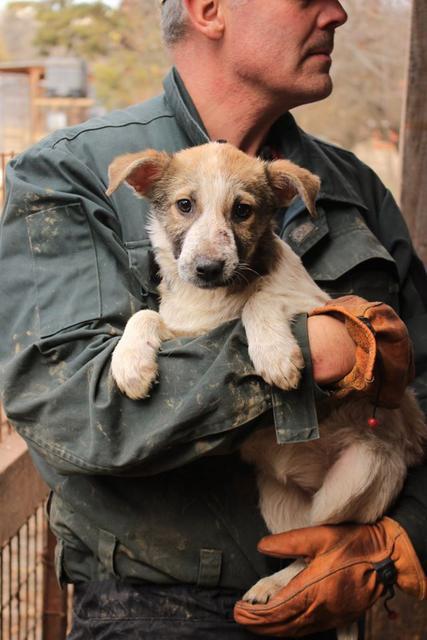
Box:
176 199 193 214
232 202 252 222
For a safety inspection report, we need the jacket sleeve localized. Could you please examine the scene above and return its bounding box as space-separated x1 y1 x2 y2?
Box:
0 144 318 476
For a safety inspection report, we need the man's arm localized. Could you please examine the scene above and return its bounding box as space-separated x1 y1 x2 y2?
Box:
309 182 427 568
307 314 356 384
234 181 427 634
0 144 284 476
354 182 427 566
0 144 362 478
4 141 346 478
375 190 427 568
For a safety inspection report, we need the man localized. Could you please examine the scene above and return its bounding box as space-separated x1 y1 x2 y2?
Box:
0 1 426 638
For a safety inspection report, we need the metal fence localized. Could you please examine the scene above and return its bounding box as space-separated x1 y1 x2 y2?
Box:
0 408 71 640
1 506 46 639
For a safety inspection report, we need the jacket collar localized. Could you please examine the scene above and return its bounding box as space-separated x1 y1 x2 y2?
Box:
163 68 210 146
163 67 366 211
271 115 367 210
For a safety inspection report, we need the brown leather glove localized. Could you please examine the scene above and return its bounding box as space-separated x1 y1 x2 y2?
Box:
234 518 427 637
309 295 415 408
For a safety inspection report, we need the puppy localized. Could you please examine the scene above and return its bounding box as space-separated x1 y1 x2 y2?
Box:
107 142 426 640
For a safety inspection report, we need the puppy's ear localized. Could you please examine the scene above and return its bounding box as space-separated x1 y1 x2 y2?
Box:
267 159 320 216
106 149 171 197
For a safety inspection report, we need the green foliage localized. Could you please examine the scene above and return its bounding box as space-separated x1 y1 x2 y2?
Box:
34 0 127 58
94 52 165 110
32 0 168 109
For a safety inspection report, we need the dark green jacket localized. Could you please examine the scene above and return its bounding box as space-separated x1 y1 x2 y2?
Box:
1 69 427 587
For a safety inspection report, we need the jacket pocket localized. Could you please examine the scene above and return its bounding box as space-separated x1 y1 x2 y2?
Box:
26 204 101 337
306 207 400 309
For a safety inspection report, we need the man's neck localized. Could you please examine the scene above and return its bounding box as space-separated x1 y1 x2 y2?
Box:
175 56 289 156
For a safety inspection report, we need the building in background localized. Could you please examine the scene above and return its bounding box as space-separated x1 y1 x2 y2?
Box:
0 57 94 153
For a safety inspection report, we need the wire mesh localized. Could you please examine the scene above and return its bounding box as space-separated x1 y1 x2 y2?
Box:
0 506 46 640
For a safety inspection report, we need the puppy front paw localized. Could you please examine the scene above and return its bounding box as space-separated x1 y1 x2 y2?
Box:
249 342 304 390
111 341 159 400
242 577 283 605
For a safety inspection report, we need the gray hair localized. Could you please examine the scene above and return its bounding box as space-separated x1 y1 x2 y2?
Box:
160 0 189 47
160 0 250 47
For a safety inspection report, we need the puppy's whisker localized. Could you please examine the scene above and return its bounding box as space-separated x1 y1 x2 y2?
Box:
236 270 249 283
232 270 250 286
239 263 262 279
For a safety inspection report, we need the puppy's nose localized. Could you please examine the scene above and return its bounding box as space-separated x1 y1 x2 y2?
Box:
195 259 225 282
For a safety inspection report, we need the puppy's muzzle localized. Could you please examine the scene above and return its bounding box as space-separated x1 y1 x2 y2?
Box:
194 257 225 286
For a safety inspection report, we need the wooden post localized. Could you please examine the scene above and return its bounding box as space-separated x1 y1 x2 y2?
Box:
42 528 68 640
400 0 427 264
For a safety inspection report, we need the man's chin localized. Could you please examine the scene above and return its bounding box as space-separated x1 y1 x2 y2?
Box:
297 76 333 106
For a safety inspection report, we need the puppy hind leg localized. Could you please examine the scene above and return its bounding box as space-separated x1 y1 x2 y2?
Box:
257 472 312 534
337 623 359 640
310 442 406 526
244 562 359 640
243 474 312 604
242 559 307 604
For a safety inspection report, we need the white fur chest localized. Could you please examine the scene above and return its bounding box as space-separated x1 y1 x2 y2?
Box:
158 278 252 337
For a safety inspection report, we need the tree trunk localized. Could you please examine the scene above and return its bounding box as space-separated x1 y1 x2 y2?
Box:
400 0 427 264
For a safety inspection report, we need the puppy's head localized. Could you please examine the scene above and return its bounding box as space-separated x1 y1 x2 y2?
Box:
107 143 320 289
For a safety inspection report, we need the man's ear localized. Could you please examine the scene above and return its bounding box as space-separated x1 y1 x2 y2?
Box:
183 0 225 40
267 159 321 216
106 150 171 198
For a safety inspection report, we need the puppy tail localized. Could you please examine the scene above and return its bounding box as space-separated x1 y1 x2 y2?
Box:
337 623 359 640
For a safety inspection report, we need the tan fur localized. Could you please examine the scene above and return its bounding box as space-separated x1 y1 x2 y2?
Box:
107 143 426 638
106 150 171 197
268 159 320 216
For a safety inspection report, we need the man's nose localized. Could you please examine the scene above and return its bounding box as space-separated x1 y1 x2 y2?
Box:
318 0 348 30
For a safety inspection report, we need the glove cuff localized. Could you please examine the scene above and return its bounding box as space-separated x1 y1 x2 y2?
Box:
310 295 415 408
383 517 427 600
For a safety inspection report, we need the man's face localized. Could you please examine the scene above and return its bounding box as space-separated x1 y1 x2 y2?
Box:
222 0 348 108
